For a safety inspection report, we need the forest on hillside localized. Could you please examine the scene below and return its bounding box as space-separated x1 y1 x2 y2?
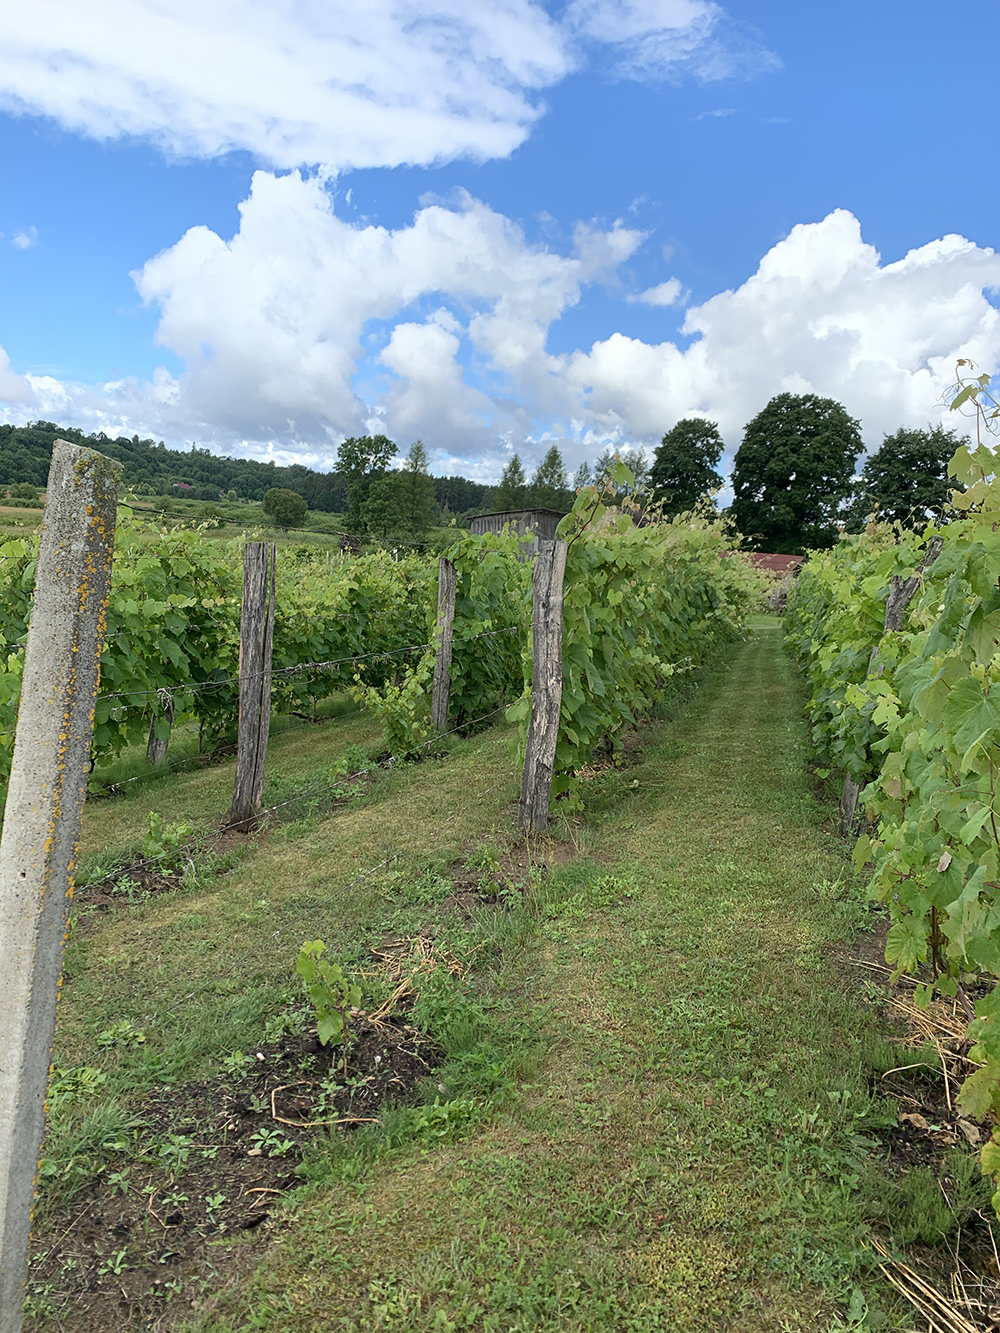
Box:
0 422 492 518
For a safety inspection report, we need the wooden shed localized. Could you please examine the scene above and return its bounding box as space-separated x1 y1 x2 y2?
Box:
470 508 567 559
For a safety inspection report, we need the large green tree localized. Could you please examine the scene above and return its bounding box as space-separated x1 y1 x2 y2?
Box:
528 446 572 510
650 418 724 517
846 425 964 529
360 475 408 539
398 440 439 538
492 454 528 511
731 394 863 552
335 434 398 528
262 487 308 529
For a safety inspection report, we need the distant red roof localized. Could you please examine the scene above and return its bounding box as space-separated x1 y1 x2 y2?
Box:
746 553 805 575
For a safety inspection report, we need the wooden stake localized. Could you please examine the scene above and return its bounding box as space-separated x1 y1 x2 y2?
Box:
517 539 568 834
431 557 456 732
0 441 121 1333
146 692 174 766
230 542 276 827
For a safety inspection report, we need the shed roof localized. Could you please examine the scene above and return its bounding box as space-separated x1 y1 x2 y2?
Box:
474 508 568 521
746 553 805 574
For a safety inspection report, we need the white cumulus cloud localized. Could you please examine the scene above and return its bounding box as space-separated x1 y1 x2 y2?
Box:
561 210 1000 456
2 204 998 481
10 226 38 249
627 278 685 306
125 170 643 467
0 0 774 173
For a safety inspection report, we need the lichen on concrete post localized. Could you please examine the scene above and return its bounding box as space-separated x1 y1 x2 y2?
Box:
0 441 122 1332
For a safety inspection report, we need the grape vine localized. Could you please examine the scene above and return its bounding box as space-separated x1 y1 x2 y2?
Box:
787 383 1000 1207
508 468 763 802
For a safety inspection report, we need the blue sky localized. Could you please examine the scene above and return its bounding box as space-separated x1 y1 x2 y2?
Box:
1 0 999 482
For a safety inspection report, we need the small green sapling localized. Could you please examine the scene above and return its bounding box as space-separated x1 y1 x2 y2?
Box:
296 940 361 1071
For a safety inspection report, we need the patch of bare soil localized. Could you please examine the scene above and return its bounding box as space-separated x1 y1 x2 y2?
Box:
441 839 581 919
499 840 579 876
25 1016 439 1333
28 839 571 1327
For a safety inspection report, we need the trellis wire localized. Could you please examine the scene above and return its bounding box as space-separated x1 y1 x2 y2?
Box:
94 626 520 704
77 703 509 893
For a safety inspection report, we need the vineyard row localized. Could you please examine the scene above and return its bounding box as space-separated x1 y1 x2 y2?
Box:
1 468 763 816
0 444 765 1311
786 436 1000 1206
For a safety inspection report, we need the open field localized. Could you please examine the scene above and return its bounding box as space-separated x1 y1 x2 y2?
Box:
118 496 461 552
1 494 463 553
22 620 995 1332
0 503 45 541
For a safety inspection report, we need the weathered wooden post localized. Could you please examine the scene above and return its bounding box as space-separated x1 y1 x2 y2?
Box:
839 535 944 836
0 441 121 1332
431 557 456 732
517 539 568 834
229 542 276 827
146 691 174 766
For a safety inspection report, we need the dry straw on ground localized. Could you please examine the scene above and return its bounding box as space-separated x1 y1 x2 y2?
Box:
853 958 1000 1331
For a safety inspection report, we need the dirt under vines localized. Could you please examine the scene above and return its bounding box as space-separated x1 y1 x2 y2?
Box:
26 1013 440 1332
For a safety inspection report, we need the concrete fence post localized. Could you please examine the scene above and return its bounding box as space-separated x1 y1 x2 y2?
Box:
0 442 121 1332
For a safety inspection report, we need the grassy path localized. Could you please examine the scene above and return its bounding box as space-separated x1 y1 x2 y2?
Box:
188 623 903 1332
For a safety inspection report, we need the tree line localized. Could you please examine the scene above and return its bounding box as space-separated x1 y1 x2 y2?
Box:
0 423 642 542
0 423 494 524
649 394 963 552
1 397 964 551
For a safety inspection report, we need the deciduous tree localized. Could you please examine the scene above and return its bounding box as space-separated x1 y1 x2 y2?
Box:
846 425 964 529
262 487 308 529
360 474 408 539
650 419 723 517
731 394 863 552
335 434 398 527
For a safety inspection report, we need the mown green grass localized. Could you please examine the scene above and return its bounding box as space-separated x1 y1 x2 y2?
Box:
173 624 912 1332
85 692 362 803
75 702 382 868
32 622 985 1331
42 720 526 1208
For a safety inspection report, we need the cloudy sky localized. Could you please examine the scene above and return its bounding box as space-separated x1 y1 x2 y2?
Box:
1 0 998 483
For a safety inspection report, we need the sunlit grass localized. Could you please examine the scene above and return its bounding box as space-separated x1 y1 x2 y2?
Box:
33 624 970 1331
